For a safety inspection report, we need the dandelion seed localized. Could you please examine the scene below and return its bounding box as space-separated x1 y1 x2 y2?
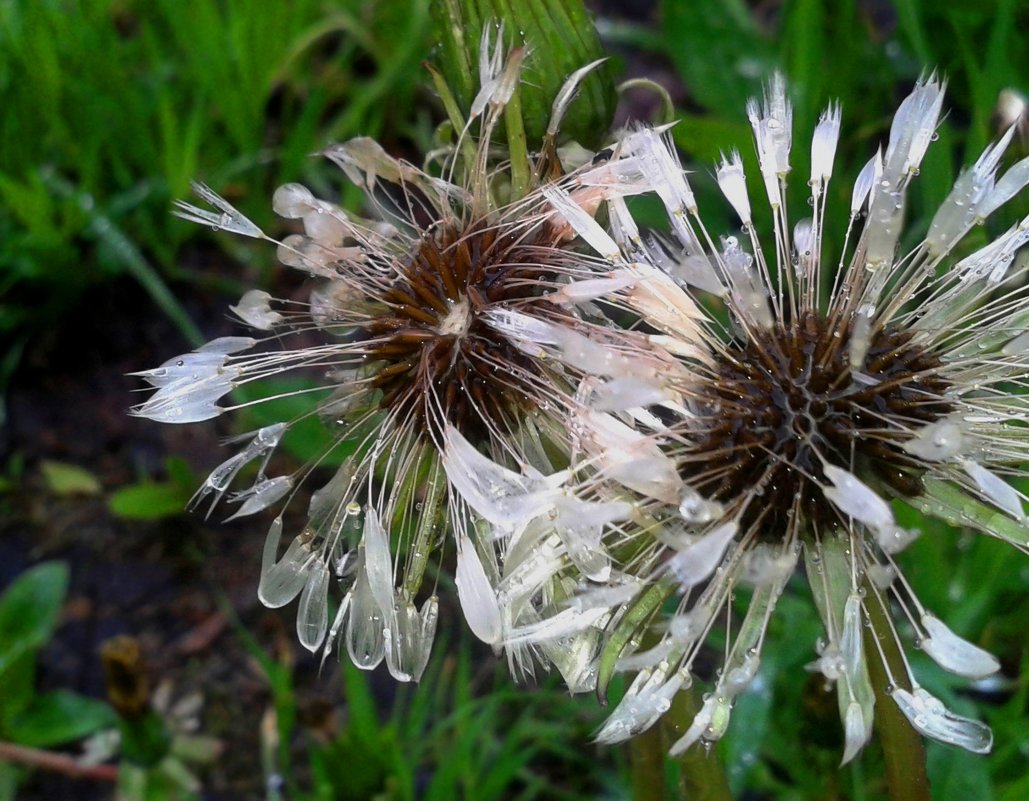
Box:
519 75 1027 761
134 28 658 680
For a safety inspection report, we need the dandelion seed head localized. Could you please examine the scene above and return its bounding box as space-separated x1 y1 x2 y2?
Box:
133 28 665 685
135 29 1028 764
682 311 953 535
363 218 566 440
518 72 1028 763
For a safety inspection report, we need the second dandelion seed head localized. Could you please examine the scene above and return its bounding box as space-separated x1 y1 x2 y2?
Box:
684 308 952 536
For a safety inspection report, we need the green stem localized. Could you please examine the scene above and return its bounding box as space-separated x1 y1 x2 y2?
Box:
630 724 667 801
596 580 675 704
425 62 478 175
863 587 931 801
503 81 531 200
663 686 734 801
403 451 446 595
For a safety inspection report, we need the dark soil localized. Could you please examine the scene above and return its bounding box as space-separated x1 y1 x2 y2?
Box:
0 7 682 794
1 273 531 801
2 275 323 800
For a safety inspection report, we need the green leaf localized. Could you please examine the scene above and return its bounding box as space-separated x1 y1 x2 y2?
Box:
670 115 753 165
0 651 36 730
893 0 934 64
108 481 191 520
5 690 117 748
341 659 381 745
661 0 774 117
1000 774 1029 801
40 459 101 496
0 762 19 801
119 709 172 768
928 741 995 801
780 0 826 133
724 640 779 796
430 0 615 148
0 562 68 678
164 456 197 488
236 378 357 466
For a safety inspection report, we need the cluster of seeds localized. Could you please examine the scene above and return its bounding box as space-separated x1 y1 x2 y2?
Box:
135 50 1029 762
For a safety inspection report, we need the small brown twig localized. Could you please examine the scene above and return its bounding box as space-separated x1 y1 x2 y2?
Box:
0 740 119 783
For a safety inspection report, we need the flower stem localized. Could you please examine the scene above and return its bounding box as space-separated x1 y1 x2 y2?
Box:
863 587 931 801
503 83 531 200
663 686 734 801
629 724 666 801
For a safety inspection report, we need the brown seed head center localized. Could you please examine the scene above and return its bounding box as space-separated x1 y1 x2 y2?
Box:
365 220 559 439
680 311 952 534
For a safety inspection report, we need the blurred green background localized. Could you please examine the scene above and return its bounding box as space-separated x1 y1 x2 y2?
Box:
0 1 1026 799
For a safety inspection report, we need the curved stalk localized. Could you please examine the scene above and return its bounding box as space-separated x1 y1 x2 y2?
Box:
863 585 931 801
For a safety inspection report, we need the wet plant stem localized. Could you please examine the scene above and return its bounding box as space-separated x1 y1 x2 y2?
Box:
503 84 530 200
864 584 931 801
664 686 734 801
630 724 666 801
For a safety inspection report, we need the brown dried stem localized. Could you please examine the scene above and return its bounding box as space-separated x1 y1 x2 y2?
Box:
0 740 118 783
